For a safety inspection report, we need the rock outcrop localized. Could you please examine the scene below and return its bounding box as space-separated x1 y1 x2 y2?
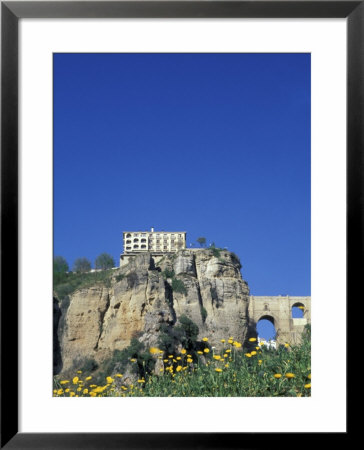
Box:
58 249 250 372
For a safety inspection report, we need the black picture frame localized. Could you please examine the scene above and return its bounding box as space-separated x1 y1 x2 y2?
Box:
1 1 357 448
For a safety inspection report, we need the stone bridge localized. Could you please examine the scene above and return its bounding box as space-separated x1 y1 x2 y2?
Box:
248 296 311 345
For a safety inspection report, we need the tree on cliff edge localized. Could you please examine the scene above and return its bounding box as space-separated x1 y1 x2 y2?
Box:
95 253 115 270
73 257 92 273
196 237 206 247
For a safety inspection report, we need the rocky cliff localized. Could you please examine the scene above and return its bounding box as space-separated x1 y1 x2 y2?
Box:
57 249 250 373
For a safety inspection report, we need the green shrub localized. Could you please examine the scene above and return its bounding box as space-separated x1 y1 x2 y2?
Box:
171 278 187 295
200 306 208 323
94 337 156 384
210 247 221 258
162 268 175 279
80 358 99 374
158 315 199 352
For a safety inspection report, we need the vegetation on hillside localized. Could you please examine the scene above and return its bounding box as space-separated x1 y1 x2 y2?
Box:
53 324 311 398
54 269 115 301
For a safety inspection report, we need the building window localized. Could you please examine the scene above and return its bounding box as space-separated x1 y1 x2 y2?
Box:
126 246 131 250
134 238 139 242
126 233 131 238
141 245 146 249
126 240 131 244
133 244 139 249
141 238 146 243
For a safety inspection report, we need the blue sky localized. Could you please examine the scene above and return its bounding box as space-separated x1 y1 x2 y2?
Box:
54 53 310 309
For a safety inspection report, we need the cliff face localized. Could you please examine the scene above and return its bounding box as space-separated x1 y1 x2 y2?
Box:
59 249 250 372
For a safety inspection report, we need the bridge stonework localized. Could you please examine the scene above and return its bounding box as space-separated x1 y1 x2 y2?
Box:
248 296 311 345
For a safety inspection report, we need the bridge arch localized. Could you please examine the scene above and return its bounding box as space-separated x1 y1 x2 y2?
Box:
255 314 279 342
291 301 306 318
248 296 311 346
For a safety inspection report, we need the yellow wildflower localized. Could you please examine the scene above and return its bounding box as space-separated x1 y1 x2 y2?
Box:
65 388 70 393
149 347 160 354
197 351 203 355
187 358 193 363
90 384 97 388
203 348 210 353
89 392 97 397
215 368 222 372
76 370 82 374
168 355 173 359
106 376 114 384
213 355 221 360
130 358 136 362
70 392 75 397
57 389 63 395
60 380 69 385
245 353 252 358
115 374 123 378
233 341 242 348
304 383 311 389
258 360 262 365
274 374 282 379
308 374 311 379
137 379 145 383
285 373 295 379
92 386 106 393
176 366 182 372
226 349 231 353
202 337 208 342
225 363 229 368
249 337 257 342
83 388 88 394
251 351 257 356
77 387 82 392
181 349 187 354
221 339 225 343
72 377 79 384
85 376 92 381
228 339 233 344
176 356 181 360
284 343 290 348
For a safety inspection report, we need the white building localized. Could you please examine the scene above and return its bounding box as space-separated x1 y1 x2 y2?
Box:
123 227 186 254
258 337 277 350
